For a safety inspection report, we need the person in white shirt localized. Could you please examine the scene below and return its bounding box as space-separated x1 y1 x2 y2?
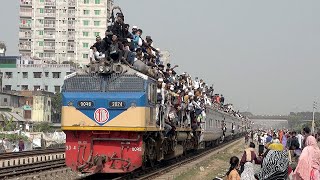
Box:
12 145 19 152
296 133 304 149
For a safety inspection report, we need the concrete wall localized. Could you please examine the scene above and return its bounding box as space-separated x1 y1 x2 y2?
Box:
32 95 51 122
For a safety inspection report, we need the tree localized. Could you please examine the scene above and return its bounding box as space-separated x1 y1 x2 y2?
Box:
51 92 62 123
1 114 16 131
33 121 53 133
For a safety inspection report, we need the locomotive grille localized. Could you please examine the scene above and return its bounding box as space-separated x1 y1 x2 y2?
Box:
63 75 103 92
105 74 145 92
62 74 145 92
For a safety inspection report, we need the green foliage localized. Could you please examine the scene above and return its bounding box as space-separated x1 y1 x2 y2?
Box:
1 114 16 131
0 133 28 141
51 92 62 122
33 122 54 133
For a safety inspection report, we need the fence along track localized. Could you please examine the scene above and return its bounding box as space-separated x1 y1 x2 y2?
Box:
0 147 65 160
0 159 66 179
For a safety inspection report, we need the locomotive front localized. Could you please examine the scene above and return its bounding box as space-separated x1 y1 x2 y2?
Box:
61 67 159 173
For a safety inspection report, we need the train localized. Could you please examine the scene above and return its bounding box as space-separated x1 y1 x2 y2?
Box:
61 62 250 174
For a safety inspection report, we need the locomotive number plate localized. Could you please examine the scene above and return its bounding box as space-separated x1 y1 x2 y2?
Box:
78 101 94 107
109 101 125 108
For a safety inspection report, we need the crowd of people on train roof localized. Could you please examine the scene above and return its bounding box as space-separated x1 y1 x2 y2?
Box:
89 6 247 132
224 127 320 180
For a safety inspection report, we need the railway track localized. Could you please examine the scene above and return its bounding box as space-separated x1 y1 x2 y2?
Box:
0 148 65 160
0 159 66 179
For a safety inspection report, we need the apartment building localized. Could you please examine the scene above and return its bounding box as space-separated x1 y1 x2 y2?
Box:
19 0 113 65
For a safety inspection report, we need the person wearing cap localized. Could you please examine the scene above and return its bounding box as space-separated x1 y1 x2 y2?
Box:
132 29 143 49
132 25 138 34
92 36 107 61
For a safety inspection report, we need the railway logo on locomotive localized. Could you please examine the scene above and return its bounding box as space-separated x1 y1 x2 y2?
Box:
94 108 110 125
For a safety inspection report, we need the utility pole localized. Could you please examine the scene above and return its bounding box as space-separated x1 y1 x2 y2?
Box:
312 101 317 135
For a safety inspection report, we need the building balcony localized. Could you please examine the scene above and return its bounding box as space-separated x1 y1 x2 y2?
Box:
17 64 71 69
44 24 55 28
43 34 55 39
45 13 55 18
44 1 56 6
68 24 75 29
20 23 32 28
44 46 55 50
20 0 32 6
67 46 75 51
20 11 32 17
68 34 75 40
68 1 76 6
19 44 32 50
19 32 32 39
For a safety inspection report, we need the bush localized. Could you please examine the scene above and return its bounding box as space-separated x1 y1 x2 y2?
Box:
0 134 28 141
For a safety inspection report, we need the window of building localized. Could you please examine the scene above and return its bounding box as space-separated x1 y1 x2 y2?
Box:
84 0 89 4
21 85 28 90
95 0 100 4
5 72 12 78
47 100 51 106
3 98 7 103
38 53 44 58
45 72 49 77
22 72 28 78
34 86 40 91
83 54 88 59
94 21 100 26
66 72 72 75
38 41 44 46
39 30 44 35
94 32 100 37
94 10 101 15
45 85 48 91
83 31 89 37
83 10 90 15
33 72 42 78
61 42 66 46
54 86 60 93
4 85 11 91
83 43 89 48
52 72 61 78
83 20 89 26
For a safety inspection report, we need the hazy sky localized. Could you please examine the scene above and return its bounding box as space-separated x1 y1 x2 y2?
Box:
1 0 320 114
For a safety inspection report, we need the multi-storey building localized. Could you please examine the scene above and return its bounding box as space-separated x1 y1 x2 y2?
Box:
19 0 113 65
0 57 74 93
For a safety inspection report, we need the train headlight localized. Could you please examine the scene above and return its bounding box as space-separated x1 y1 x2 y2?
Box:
99 65 104 72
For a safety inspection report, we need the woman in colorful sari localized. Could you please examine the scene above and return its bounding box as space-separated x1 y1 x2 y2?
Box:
254 139 289 180
293 136 320 180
